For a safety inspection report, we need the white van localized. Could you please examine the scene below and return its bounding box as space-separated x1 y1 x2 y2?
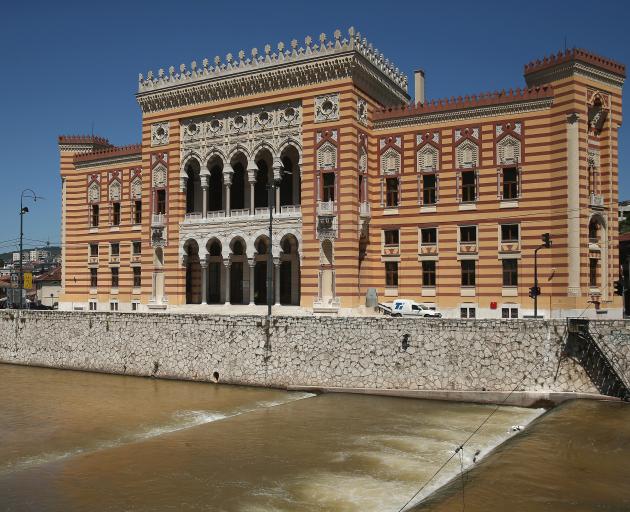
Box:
385 299 442 318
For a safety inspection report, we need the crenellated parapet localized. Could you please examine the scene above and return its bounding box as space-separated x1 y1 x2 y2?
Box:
524 48 626 78
136 28 409 113
373 86 554 128
524 48 626 88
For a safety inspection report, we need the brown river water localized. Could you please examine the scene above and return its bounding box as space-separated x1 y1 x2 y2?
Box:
0 363 628 512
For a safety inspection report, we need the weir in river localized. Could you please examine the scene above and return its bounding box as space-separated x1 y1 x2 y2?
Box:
1 363 628 511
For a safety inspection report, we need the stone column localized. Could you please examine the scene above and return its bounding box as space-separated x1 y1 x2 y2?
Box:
273 158 283 214
247 162 257 215
223 164 233 217
567 113 581 296
274 258 281 305
224 261 231 304
201 174 209 218
249 259 256 304
292 163 300 206
200 260 208 305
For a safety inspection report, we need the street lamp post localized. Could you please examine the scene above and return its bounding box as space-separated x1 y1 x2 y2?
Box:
531 232 552 319
18 189 42 309
266 174 284 318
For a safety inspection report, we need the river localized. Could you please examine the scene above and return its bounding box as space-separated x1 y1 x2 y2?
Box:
0 363 627 511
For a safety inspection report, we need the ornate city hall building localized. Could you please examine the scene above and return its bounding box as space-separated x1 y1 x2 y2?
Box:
59 28 625 318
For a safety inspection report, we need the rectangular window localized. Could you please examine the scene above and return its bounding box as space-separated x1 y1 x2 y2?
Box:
460 226 477 243
503 167 519 199
421 228 437 245
112 202 121 226
133 267 142 288
502 307 519 319
501 224 519 242
132 301 139 311
502 259 518 286
91 204 100 227
110 301 118 312
322 172 335 202
111 267 119 288
110 243 120 257
422 174 437 205
384 229 399 247
89 300 97 311
460 306 476 319
90 268 98 288
156 190 166 214
385 262 398 287
461 171 477 202
134 200 142 224
132 241 142 255
386 177 399 207
461 260 476 287
90 243 99 257
422 260 436 287
589 258 598 287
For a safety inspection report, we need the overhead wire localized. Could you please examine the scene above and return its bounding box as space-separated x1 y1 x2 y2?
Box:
394 357 547 512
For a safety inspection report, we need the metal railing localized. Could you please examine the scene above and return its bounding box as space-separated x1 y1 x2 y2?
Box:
565 318 629 400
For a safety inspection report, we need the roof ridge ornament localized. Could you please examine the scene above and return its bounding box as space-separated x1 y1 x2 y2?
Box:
137 27 409 94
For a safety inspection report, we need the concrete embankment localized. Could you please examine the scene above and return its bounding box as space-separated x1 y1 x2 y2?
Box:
0 311 628 402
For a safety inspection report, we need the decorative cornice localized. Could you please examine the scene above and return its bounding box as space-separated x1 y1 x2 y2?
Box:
74 144 142 169
373 86 553 129
525 60 625 89
524 48 626 79
58 134 113 154
136 28 409 113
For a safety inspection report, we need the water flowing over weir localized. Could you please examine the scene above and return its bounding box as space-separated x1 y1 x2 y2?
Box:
0 363 547 512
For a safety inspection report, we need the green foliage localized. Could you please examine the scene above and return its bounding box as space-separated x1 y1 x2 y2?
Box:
620 217 630 234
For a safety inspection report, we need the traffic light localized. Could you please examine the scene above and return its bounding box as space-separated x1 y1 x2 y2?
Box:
614 279 624 296
529 286 540 299
542 232 552 248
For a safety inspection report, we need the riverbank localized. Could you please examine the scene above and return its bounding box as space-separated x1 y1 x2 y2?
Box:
1 310 629 399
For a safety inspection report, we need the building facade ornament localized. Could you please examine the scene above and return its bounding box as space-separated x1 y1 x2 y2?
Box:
315 94 340 123
109 180 122 201
357 97 368 125
87 181 100 203
151 122 169 146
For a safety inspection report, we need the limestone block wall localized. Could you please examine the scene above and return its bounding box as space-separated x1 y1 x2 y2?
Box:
0 311 628 393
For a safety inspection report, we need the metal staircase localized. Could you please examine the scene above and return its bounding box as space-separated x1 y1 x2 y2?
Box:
565 318 630 400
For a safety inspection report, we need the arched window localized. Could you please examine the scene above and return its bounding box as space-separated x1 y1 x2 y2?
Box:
232 240 244 255
208 241 222 257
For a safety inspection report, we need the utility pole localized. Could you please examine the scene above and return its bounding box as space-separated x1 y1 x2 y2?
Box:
18 189 42 309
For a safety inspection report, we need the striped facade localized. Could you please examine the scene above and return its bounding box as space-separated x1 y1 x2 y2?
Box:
58 30 625 318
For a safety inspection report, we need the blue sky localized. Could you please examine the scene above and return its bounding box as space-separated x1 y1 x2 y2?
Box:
1 0 628 251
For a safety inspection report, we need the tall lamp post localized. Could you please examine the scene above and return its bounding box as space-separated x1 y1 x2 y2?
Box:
266 174 284 318
18 189 43 309
530 232 552 319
